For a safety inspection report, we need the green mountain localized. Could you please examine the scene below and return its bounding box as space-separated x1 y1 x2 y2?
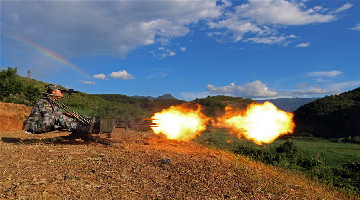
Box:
293 87 360 138
155 94 176 100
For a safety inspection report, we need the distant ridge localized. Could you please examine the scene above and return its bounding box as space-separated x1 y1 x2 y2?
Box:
155 94 176 100
130 95 154 99
257 98 318 112
130 93 177 100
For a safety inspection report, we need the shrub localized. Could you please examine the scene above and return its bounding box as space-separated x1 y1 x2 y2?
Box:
296 157 322 170
337 136 360 144
276 139 297 154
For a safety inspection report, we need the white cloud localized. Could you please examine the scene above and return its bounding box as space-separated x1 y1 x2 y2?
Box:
296 42 310 47
165 49 176 57
180 47 187 52
280 78 360 97
236 0 335 25
331 3 353 14
313 6 323 12
207 0 339 45
316 78 325 83
286 80 360 97
93 73 108 80
208 18 268 42
110 70 135 80
350 23 360 31
145 72 167 80
1 0 352 70
183 79 360 100
150 48 176 58
80 80 95 85
206 81 278 98
245 36 287 44
291 87 335 95
328 80 360 90
276 86 340 98
307 70 343 77
2 1 227 60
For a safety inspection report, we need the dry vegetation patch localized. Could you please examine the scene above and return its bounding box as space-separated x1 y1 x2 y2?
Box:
0 128 352 199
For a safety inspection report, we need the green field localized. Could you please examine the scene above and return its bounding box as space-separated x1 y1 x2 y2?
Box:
291 139 360 168
193 129 360 194
194 129 360 165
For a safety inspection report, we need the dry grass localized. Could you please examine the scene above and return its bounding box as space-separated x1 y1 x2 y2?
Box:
0 129 353 199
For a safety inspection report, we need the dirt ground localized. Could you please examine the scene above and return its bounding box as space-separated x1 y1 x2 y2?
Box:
0 102 31 133
0 102 355 199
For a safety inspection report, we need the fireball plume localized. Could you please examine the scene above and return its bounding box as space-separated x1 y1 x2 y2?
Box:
216 102 295 145
151 104 209 142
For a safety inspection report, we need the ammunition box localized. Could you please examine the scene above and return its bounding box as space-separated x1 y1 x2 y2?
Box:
100 118 114 133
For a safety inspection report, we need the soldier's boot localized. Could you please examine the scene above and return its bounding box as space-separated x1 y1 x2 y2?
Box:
75 117 95 134
22 119 32 132
64 131 82 140
77 117 96 141
22 122 30 131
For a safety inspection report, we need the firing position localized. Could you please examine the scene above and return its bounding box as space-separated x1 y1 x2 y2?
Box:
23 84 95 136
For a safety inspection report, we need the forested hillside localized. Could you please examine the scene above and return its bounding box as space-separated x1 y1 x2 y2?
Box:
193 95 255 117
0 67 46 105
294 87 360 138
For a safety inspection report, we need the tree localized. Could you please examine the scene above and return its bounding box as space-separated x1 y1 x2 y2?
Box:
0 67 41 105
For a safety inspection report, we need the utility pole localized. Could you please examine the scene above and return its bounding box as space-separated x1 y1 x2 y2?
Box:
27 70 31 84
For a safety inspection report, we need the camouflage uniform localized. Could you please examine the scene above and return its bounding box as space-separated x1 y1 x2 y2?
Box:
23 84 93 134
23 96 80 133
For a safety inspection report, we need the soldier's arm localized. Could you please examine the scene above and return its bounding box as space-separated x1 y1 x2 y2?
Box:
29 102 41 118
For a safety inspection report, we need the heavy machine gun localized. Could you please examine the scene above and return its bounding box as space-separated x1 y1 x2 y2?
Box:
19 92 158 145
46 92 158 132
16 92 106 145
46 93 90 125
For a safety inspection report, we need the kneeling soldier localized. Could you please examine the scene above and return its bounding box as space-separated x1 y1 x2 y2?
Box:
23 84 95 136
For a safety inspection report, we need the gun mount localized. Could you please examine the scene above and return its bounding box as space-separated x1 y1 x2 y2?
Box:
60 89 79 97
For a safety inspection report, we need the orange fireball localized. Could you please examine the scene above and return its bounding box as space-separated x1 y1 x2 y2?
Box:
151 104 209 142
216 102 295 145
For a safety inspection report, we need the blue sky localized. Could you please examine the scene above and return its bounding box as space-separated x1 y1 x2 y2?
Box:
1 0 359 101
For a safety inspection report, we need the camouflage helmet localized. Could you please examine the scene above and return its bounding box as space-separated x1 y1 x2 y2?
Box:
48 84 60 90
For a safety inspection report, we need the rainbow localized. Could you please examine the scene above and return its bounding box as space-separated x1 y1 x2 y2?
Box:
5 35 91 79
